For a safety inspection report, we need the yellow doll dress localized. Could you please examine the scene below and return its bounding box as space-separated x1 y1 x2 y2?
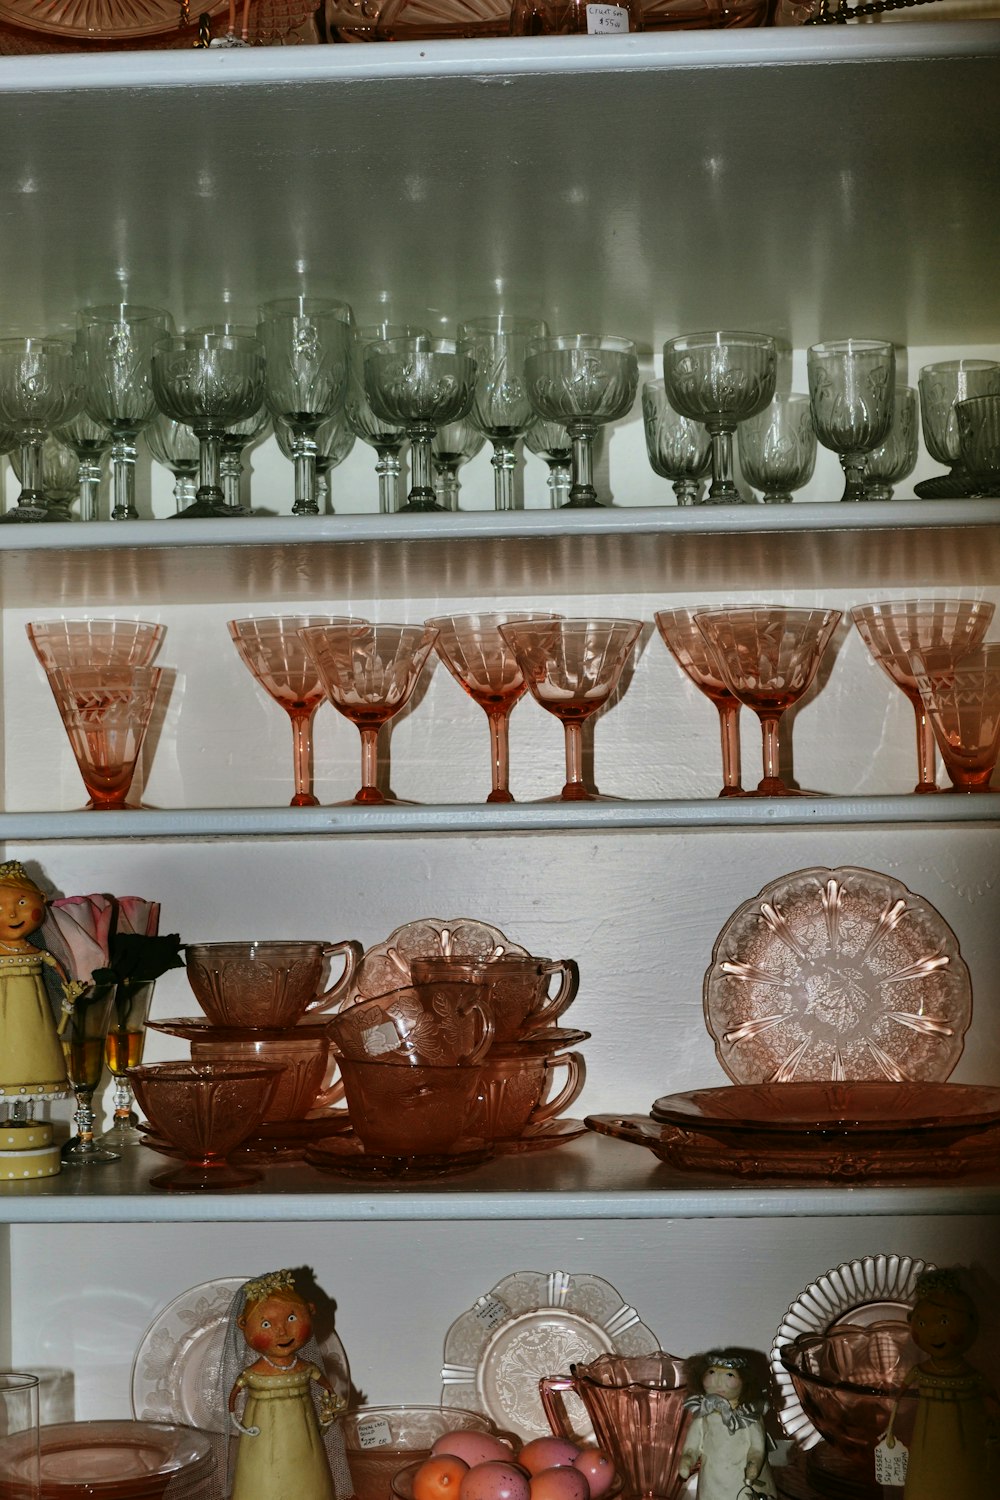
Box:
903 1364 995 1500
0 950 67 1101
230 1363 336 1500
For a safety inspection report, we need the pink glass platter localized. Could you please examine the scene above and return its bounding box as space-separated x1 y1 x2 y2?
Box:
0 1420 213 1499
305 1131 494 1179
346 917 528 1005
704 865 972 1084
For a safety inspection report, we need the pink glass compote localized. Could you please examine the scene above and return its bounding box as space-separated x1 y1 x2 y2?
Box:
424 611 562 803
654 607 742 797
228 615 368 807
300 622 438 805
851 599 994 793
44 665 163 809
696 607 841 797
910 643 1000 793
498 617 642 801
128 1060 281 1190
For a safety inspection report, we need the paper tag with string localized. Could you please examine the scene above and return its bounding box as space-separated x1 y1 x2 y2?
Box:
874 1438 908 1486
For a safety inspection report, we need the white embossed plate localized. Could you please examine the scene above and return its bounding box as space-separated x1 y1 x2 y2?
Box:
441 1270 659 1441
346 917 528 1006
704 866 971 1084
130 1277 349 1431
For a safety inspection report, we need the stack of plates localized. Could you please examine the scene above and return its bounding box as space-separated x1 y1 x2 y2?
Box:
0 1420 216 1500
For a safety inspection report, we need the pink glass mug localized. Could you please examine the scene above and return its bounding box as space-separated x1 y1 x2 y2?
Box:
328 983 495 1066
471 1045 585 1142
539 1353 691 1500
409 954 579 1043
184 938 363 1028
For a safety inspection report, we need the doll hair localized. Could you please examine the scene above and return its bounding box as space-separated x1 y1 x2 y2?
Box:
910 1267 978 1332
0 862 46 900
684 1349 768 1409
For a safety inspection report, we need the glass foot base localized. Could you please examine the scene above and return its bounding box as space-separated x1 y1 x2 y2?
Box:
61 1137 121 1165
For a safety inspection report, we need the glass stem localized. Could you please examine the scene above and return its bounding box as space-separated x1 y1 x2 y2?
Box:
15 436 47 517
110 431 140 520
758 712 785 794
220 441 245 510
913 701 939 794
291 428 320 516
433 462 461 512
706 423 741 504
74 1089 95 1146
839 452 869 503
486 710 514 804
566 423 601 508
716 700 743 797
375 444 402 514
78 458 103 522
403 427 443 512
491 441 518 512
356 726 384 804
673 478 699 507
173 471 198 512
763 489 793 505
561 721 589 799
111 1077 135 1123
289 707 320 807
316 463 332 514
547 461 572 508
196 431 225 510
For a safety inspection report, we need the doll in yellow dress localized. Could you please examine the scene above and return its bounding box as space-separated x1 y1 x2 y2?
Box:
0 862 74 1119
223 1270 354 1500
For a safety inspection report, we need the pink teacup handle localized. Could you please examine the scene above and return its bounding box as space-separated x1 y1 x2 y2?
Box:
538 1375 580 1441
305 940 364 1015
463 1001 495 1065
529 1051 585 1128
527 958 580 1029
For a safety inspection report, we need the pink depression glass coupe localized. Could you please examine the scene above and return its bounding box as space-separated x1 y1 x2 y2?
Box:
655 606 742 797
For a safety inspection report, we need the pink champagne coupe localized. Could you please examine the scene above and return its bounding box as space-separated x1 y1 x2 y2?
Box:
654 607 742 797
27 618 164 672
228 615 368 807
696 607 841 796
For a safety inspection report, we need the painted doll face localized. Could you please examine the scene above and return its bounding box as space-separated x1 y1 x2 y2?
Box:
910 1292 975 1360
703 1364 743 1403
0 887 44 945
241 1293 314 1362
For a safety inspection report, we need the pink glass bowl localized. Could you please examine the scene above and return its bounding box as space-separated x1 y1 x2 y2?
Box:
343 1407 497 1500
128 1061 281 1190
147 1018 341 1121
26 618 165 672
778 1325 918 1460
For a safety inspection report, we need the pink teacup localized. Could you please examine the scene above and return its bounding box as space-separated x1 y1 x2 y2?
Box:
337 1055 486 1157
328 983 494 1066
471 1043 585 1143
409 954 579 1044
184 938 362 1028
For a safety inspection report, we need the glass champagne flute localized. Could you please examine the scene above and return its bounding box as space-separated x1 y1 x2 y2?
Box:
737 393 816 505
54 411 111 521
654 607 742 797
432 417 485 510
642 379 711 506
524 417 573 508
524 334 638 508
807 338 895 502
347 322 427 514
104 980 156 1147
0 337 83 524
364 336 477 513
696 607 841 796
424 611 562 802
864 386 918 501
915 359 1000 498
60 983 120 1164
458 315 547 511
662 330 776 505
498 617 643 801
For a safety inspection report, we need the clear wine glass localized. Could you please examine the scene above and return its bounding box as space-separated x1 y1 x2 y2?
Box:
524 417 573 508
300 621 439 804
864 386 918 501
60 983 120 1165
737 393 816 505
642 379 711 506
432 417 485 510
654 607 742 797
524 334 638 509
498 617 643 801
10 433 80 522
274 410 354 515
363 336 477 514
257 296 353 516
228 614 368 806
662 330 776 505
53 411 111 522
346 322 427 514
0 337 83 524
696 607 841 796
458 315 547 511
807 338 895 502
424 611 562 803
77 304 173 521
151 332 265 519
145 412 200 513
915 360 1000 498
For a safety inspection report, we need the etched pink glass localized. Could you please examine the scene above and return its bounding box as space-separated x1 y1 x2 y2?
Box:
44 665 163 809
328 980 494 1066
184 937 361 1027
851 598 994 793
779 1324 916 1462
654 607 742 797
409 952 580 1043
498 617 642 801
228 615 368 807
128 1060 281 1190
425 611 562 803
300 622 438 805
910 644 1000 793
26 617 164 672
696 607 840 796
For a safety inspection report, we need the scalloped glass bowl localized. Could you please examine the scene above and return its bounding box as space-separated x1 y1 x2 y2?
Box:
778 1323 917 1460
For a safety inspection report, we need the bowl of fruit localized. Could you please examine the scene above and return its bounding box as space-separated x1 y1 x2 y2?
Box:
393 1432 619 1500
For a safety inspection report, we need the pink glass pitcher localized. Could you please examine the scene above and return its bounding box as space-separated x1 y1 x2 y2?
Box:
539 1353 691 1500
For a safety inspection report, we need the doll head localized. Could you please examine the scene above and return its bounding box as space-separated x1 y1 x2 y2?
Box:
0 863 47 945
685 1350 758 1407
909 1269 978 1362
238 1269 317 1363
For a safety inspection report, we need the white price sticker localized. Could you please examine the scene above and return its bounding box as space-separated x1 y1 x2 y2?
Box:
357 1417 394 1450
586 3 630 29
874 1439 908 1486
473 1294 510 1330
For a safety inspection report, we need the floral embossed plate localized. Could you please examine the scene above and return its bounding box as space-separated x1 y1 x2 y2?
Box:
703 866 971 1084
346 917 528 1006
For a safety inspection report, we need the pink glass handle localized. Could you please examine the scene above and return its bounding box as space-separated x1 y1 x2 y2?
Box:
463 1002 496 1064
528 958 581 1027
539 1375 580 1440
304 940 364 1014
310 1077 347 1112
529 1051 585 1127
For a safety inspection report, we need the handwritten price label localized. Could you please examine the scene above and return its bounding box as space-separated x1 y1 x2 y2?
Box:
874 1439 908 1486
357 1417 394 1449
473 1294 510 1331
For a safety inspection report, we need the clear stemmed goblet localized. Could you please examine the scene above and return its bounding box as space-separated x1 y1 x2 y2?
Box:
228 614 368 806
0 337 83 524
10 434 81 522
654 607 742 797
300 622 439 805
145 412 200 513
364 336 477 514
60 983 120 1164
44 664 164 809
458 315 547 511
642 378 711 506
851 598 994 793
53 411 111 521
863 386 918 501
806 338 895 502
151 332 265 518
737 392 816 505
104 979 156 1148
955 394 1000 498
662 330 776 505
424 611 562 803
432 417 485 510
910 644 1000 793
498 617 643 801
696 607 841 796
274 410 354 515
77 304 172 521
524 334 638 509
257 296 353 516
524 416 573 508
346 322 427 514
915 360 1000 498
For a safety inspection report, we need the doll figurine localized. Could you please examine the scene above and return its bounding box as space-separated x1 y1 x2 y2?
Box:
884 1268 999 1500
678 1350 776 1500
0 862 75 1121
222 1269 353 1500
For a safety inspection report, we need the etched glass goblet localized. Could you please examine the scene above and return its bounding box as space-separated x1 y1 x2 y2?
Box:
60 983 120 1165
152 332 265 518
228 613 368 806
498 617 643 801
851 598 995 793
10 433 80 522
432 417 485 510
955 394 1000 498
0 337 83 524
662 331 776 505
300 621 439 804
807 338 895 502
364 336 477 513
911 644 1000 793
642 379 711 506
77 304 172 521
145 412 200 513
458 315 547 511
524 334 638 508
54 411 111 521
916 359 1000 498
737 392 816 504
424 611 562 803
863 386 918 501
44 664 164 809
347 322 427 514
257 296 353 516
654 607 742 797
696 607 841 796
524 416 573 508
274 410 354 514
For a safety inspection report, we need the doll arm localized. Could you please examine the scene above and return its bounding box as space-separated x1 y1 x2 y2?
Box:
228 1375 260 1436
311 1368 347 1430
744 1418 766 1482
677 1415 703 1481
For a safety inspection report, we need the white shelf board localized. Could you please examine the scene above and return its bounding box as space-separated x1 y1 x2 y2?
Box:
1 1132 997 1223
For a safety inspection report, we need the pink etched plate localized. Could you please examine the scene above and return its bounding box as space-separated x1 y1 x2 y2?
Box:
703 866 971 1084
0 1420 213 1499
345 917 528 1006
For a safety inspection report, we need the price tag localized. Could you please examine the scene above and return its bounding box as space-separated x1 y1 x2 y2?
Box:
356 1417 394 1450
586 4 630 29
473 1294 510 1330
360 1022 400 1057
874 1439 908 1486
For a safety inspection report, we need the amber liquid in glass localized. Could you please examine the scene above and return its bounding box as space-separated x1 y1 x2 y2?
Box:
61 1037 106 1089
105 1029 146 1076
